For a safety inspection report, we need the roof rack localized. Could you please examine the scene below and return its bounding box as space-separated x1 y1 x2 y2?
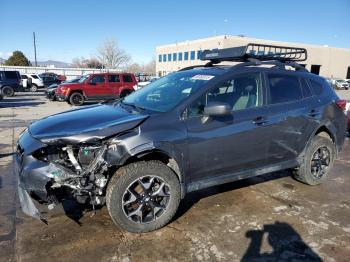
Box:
200 43 308 63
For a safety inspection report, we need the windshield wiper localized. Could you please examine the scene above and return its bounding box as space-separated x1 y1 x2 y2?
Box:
120 101 145 111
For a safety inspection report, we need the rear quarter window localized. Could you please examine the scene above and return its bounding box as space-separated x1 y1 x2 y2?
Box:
268 74 302 104
300 78 312 98
122 75 133 83
309 79 323 95
4 71 19 79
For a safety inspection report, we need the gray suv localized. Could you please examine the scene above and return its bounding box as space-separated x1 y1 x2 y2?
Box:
15 44 347 232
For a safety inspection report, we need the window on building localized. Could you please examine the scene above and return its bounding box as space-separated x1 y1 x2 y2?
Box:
178 52 183 61
190 51 195 60
184 52 189 60
310 65 321 75
173 53 177 61
197 50 202 59
158 55 162 62
163 54 167 62
168 54 171 62
268 74 302 104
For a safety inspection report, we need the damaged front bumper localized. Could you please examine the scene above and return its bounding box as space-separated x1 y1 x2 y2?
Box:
15 133 53 220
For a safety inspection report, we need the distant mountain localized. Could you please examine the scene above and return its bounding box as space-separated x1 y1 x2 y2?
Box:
0 58 70 68
32 60 71 68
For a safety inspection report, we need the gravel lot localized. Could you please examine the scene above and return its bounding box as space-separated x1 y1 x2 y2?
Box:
0 91 350 262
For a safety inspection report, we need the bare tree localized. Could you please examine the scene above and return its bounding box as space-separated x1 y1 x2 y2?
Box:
144 59 156 75
97 38 130 69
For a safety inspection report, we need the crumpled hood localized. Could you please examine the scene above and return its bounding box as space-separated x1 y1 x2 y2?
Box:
29 104 148 144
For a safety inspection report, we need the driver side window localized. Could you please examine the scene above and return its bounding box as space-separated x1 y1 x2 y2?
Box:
187 73 262 118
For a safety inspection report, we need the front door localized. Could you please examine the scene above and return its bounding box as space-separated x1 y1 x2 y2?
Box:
185 72 271 182
85 75 109 99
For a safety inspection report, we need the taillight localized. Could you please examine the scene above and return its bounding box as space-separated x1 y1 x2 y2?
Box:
335 99 347 111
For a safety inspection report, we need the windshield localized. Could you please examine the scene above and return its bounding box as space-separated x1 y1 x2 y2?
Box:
79 75 90 83
122 70 218 112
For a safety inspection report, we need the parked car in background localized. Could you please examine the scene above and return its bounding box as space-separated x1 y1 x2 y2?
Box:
334 79 349 90
39 73 62 87
135 77 160 90
39 72 66 81
56 73 137 106
21 74 45 92
0 70 23 96
46 76 82 101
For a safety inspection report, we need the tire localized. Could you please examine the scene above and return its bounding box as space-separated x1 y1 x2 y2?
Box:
2 86 14 97
106 161 181 233
31 84 38 92
293 135 336 185
69 92 84 106
120 89 133 98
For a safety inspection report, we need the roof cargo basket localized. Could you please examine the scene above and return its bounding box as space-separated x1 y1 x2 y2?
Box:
200 43 307 63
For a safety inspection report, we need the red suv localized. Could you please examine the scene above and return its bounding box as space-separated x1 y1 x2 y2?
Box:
56 73 137 106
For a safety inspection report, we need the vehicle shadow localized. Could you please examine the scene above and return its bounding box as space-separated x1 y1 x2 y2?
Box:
0 152 14 159
0 97 45 108
241 221 322 261
174 170 291 220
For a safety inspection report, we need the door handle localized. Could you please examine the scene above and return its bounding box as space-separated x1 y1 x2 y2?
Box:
253 116 269 126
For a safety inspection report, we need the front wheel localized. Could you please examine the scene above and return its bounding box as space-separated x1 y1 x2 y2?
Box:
293 135 336 185
106 161 181 233
69 92 84 106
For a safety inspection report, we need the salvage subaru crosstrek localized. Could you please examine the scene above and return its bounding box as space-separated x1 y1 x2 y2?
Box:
15 44 347 232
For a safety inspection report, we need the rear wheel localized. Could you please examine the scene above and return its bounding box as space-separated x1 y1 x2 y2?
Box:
69 92 84 106
293 135 336 185
106 161 181 233
2 86 14 97
31 84 38 92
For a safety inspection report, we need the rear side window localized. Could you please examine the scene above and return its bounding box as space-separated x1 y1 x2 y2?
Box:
300 78 312 98
108 75 120 82
91 75 105 84
268 74 302 104
122 75 133 83
309 79 323 95
31 75 38 79
21 75 28 79
4 71 19 79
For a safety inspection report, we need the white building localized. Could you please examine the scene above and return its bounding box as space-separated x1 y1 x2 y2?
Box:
156 35 350 79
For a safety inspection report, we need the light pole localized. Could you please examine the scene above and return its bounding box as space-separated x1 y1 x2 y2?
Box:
33 32 37 67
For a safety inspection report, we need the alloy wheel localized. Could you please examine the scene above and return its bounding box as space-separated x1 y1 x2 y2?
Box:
122 175 170 224
310 146 331 179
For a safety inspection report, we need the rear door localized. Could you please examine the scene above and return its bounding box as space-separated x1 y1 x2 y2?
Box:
107 74 122 97
264 73 317 163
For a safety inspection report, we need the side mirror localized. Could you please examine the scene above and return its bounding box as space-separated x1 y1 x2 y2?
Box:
204 102 231 116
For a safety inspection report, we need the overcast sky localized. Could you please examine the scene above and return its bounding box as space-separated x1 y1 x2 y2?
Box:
0 0 349 64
